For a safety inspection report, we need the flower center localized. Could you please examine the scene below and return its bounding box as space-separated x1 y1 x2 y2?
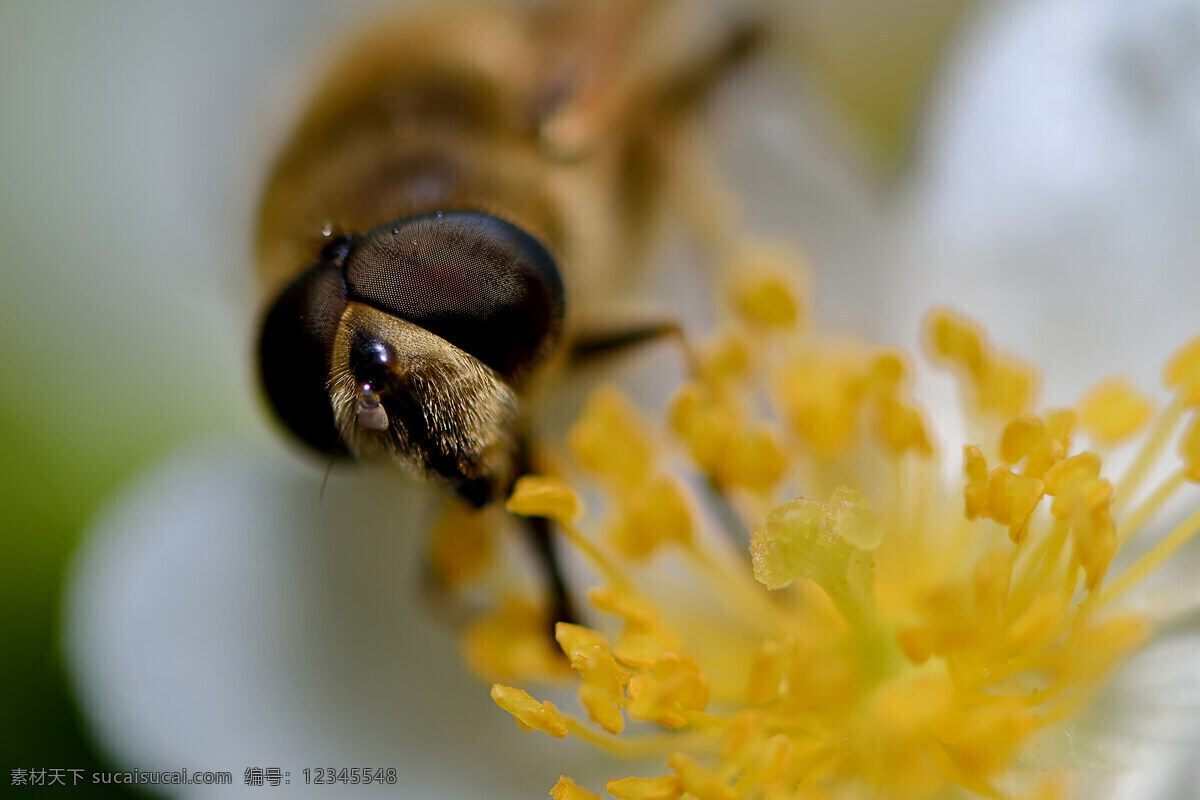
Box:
446 254 1200 800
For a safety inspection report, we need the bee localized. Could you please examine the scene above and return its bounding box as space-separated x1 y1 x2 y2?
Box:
256 0 761 621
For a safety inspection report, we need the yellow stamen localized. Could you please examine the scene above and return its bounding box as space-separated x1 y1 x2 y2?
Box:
666 752 739 800
607 475 693 559
669 382 736 479
491 685 568 738
507 476 632 590
605 774 684 800
1181 411 1200 482
556 623 630 735
468 264 1199 800
682 543 800 635
1164 333 1200 406
775 351 867 456
1097 502 1200 608
427 502 494 586
725 247 807 331
697 331 752 386
507 475 585 524
588 587 684 669
464 596 570 682
626 653 710 729
1000 414 1045 466
720 424 788 492
568 388 656 487
924 309 1038 420
874 396 934 457
1077 378 1154 443
551 776 603 800
1118 466 1187 544
926 309 986 374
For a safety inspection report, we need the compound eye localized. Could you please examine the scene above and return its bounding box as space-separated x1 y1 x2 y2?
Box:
342 210 564 380
257 261 349 454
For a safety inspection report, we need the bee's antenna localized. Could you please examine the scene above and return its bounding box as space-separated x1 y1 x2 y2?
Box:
318 454 336 502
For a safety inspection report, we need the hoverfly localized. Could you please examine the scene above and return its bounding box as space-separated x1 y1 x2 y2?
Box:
256 0 762 623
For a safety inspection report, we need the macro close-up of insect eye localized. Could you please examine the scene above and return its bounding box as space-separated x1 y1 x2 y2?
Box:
8 1 1200 798
252 0 776 628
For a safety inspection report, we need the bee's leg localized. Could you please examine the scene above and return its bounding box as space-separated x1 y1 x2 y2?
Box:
538 2 765 159
650 21 765 119
513 438 577 629
568 319 698 376
523 514 577 628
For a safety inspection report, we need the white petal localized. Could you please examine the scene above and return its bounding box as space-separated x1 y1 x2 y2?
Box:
900 0 1200 403
65 439 615 798
1066 629 1200 799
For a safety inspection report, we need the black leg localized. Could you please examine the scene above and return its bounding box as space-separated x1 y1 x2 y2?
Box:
523 514 577 628
568 320 685 364
513 438 577 630
525 320 693 629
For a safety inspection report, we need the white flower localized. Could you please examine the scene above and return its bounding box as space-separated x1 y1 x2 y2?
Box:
14 0 1199 797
